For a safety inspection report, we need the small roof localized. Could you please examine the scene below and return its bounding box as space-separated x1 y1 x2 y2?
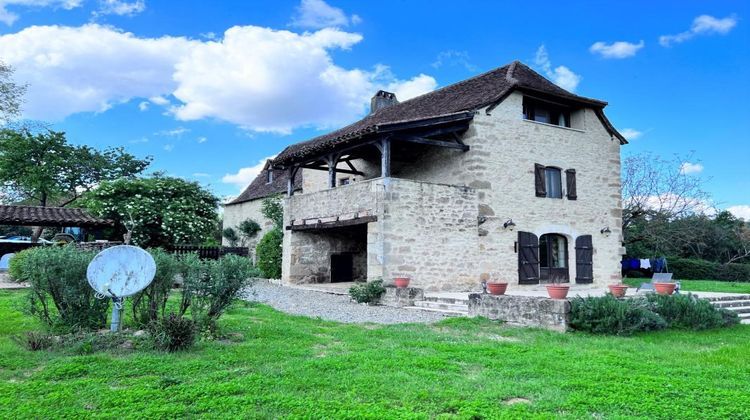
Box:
0 205 114 227
227 161 302 206
274 60 626 166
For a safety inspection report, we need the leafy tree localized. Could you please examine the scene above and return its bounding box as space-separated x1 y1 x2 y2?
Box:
238 219 261 244
0 62 26 124
222 227 240 247
0 128 151 207
261 195 283 228
81 175 219 248
256 227 282 279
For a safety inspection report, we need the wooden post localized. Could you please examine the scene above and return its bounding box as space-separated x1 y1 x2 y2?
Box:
326 154 339 188
287 166 297 197
380 138 391 178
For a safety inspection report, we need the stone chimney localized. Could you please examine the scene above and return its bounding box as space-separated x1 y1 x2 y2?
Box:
370 90 398 114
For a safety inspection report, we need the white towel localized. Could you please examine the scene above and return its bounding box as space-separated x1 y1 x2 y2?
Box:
640 259 651 269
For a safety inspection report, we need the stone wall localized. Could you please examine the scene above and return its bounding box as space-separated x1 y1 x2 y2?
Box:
468 293 570 332
379 286 424 308
222 199 276 262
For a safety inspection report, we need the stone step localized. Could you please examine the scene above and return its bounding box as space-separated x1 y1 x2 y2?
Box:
702 294 750 302
423 296 470 305
403 306 467 317
413 300 469 312
737 312 750 319
712 300 750 309
741 319 750 325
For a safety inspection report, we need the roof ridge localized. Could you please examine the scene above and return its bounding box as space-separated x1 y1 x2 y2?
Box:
505 60 519 84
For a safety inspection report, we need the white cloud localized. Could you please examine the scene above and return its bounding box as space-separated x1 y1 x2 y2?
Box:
222 156 275 190
163 144 174 151
534 45 581 92
155 126 190 137
93 0 144 18
620 128 643 140
679 162 704 175
290 0 359 29
0 24 193 120
138 101 149 111
192 172 210 178
128 136 148 143
431 50 477 72
590 40 644 59
0 0 81 26
196 136 207 143
728 205 750 221
660 14 738 47
0 23 436 132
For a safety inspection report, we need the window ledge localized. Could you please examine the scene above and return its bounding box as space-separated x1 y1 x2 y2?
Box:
522 118 585 133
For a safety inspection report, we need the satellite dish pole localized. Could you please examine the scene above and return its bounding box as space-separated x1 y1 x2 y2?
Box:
87 214 155 333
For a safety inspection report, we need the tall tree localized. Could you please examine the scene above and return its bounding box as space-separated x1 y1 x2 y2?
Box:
0 62 26 124
0 129 151 207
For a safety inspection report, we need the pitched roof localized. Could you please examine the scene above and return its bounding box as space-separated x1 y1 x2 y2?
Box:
226 161 302 205
274 60 626 165
0 205 114 227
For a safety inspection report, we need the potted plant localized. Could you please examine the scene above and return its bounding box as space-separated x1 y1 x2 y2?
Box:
608 283 629 298
394 276 410 288
486 281 508 295
653 282 676 295
546 276 570 299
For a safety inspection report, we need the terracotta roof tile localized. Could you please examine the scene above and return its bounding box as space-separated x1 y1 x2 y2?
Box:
0 205 114 227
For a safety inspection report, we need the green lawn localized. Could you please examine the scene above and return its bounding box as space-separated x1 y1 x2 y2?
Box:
1 290 749 418
623 278 750 294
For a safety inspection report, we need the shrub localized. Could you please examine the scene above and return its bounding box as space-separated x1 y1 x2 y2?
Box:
149 312 196 352
182 254 258 334
256 227 282 279
16 246 109 331
13 331 54 351
668 257 750 282
570 295 667 335
349 280 386 304
646 293 739 329
130 248 180 327
7 247 32 282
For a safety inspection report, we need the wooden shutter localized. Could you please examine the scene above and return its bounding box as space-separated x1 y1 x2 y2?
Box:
575 235 593 284
566 169 577 200
534 164 546 197
518 231 540 284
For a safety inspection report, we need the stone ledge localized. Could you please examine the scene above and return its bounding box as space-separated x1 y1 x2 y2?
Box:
468 293 570 332
380 286 424 308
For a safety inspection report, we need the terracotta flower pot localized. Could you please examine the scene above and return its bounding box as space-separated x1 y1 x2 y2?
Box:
608 284 629 298
487 282 508 295
394 277 410 288
654 282 676 295
546 284 570 299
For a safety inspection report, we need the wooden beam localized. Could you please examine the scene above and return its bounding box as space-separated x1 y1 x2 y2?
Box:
301 164 363 176
286 215 377 231
380 138 391 177
393 135 470 151
287 166 299 197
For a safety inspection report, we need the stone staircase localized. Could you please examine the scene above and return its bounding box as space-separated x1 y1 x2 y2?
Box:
703 294 750 325
405 295 470 317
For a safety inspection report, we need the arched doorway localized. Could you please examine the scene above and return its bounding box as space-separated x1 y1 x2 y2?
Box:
539 233 569 283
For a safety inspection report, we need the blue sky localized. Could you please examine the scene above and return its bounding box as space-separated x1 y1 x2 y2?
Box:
0 0 747 217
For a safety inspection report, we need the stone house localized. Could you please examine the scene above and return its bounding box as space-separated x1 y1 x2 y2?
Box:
235 60 627 291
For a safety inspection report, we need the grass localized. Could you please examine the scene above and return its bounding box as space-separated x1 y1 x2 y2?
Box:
1 289 750 418
623 278 750 294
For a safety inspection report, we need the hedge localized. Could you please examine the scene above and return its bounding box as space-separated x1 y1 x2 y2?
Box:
668 257 750 282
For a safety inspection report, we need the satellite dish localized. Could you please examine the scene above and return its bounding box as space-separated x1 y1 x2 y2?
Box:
87 245 156 298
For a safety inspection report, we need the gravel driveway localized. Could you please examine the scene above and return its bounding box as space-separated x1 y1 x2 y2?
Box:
241 281 448 324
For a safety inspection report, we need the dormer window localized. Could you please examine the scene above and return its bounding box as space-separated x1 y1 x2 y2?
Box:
523 97 571 128
266 169 273 184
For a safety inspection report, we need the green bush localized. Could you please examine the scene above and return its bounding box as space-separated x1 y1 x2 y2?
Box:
349 280 386 304
148 312 196 352
646 293 739 329
571 293 739 335
256 227 282 279
182 254 258 335
16 246 109 331
130 248 180 327
570 295 667 336
669 257 750 282
7 247 32 282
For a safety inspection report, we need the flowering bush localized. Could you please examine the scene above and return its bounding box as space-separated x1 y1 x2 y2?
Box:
81 175 219 248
